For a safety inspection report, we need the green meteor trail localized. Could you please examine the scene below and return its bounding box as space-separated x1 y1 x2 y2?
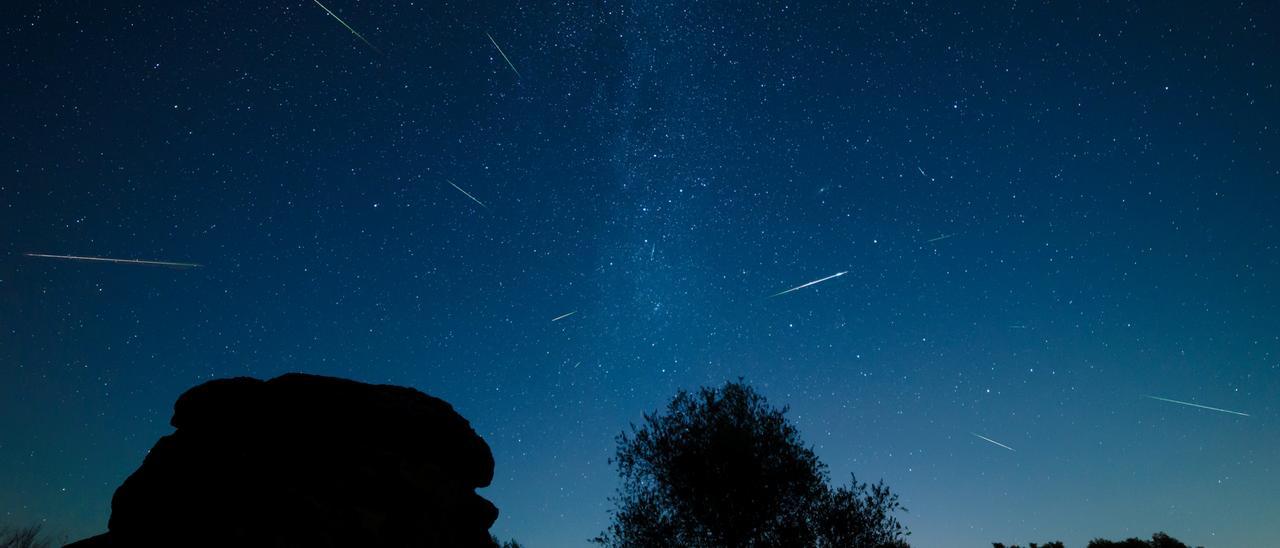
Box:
312 0 382 55
25 253 202 269
447 180 488 209
1143 395 1250 417
486 32 521 78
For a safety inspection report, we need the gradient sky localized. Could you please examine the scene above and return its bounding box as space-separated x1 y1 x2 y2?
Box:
3 1 1278 546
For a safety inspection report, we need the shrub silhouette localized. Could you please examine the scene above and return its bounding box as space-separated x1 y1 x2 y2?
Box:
593 380 908 547
0 524 57 548
1087 532 1196 548
490 535 524 548
994 532 1198 548
993 542 1065 548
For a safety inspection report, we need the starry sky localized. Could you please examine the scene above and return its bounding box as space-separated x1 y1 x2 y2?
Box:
2 1 1278 546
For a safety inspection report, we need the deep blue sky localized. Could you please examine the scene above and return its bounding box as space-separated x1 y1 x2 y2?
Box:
2 1 1277 546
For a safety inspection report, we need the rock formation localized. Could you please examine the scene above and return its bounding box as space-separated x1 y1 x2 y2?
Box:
67 373 498 548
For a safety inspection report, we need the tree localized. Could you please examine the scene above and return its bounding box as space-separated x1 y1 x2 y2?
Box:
0 524 57 548
995 533 1198 548
593 380 909 547
488 535 524 548
992 543 1065 548
1088 532 1197 548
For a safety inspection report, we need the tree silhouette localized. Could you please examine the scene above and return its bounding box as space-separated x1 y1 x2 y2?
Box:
489 535 524 548
1087 532 1196 548
0 524 57 548
994 532 1198 548
992 542 1065 548
593 380 909 547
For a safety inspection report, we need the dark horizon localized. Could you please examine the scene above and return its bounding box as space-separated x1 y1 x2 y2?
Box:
2 1 1277 546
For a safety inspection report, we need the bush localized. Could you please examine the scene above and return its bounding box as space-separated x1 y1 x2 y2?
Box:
0 524 56 548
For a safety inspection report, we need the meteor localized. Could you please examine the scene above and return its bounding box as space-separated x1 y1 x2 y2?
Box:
312 0 382 55
926 233 954 243
486 32 521 78
768 271 847 298
1143 395 1250 417
447 180 487 209
971 432 1016 452
25 253 201 269
551 311 577 322
917 166 928 178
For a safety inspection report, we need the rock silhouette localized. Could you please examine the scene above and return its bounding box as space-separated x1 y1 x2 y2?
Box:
66 373 498 548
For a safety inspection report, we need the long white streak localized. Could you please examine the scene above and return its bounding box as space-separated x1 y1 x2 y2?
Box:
551 311 577 322
1143 395 1250 417
926 233 953 243
25 253 201 268
768 271 848 298
312 0 382 54
447 180 488 209
486 32 521 78
971 432 1016 452
917 166 928 178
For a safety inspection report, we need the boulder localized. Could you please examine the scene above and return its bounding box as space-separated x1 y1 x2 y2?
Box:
67 373 498 548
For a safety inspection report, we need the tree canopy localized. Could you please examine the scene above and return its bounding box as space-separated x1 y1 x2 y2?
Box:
593 380 909 547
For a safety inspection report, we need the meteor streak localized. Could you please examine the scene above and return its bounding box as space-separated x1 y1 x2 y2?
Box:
551 311 577 322
768 271 847 298
25 253 201 269
447 180 487 209
926 233 954 243
1143 395 1250 417
486 32 521 78
971 432 1016 452
312 0 382 55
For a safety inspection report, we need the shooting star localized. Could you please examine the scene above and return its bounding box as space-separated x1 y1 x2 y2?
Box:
551 311 577 322
446 180 488 209
917 166 929 178
926 233 954 243
486 32 521 78
768 271 848 298
971 432 1016 452
1143 395 1250 417
312 0 382 55
1008 324 1028 329
25 253 201 269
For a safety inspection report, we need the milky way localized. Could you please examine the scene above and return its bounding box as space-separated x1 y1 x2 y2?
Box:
2 2 1277 547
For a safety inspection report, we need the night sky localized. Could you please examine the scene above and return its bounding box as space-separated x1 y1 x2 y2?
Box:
3 1 1278 546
